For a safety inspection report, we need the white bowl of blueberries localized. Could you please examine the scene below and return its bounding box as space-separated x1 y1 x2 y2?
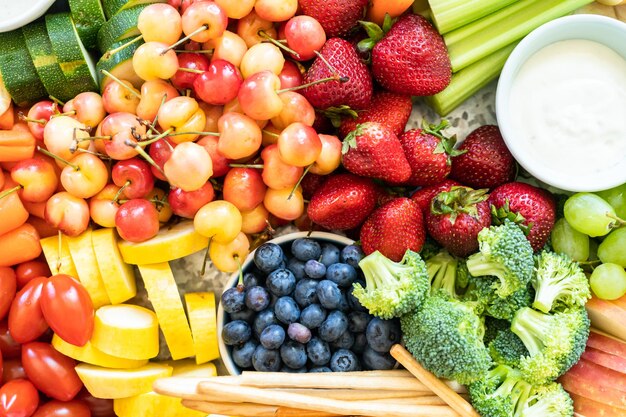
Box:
217 231 402 374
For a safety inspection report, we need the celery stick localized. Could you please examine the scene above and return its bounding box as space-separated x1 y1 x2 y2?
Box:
425 42 518 116
429 0 520 34
446 0 594 72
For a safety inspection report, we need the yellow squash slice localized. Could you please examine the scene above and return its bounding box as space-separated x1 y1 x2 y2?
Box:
75 362 172 399
184 292 220 364
67 228 111 308
51 334 147 369
91 228 136 304
114 390 207 417
40 233 78 277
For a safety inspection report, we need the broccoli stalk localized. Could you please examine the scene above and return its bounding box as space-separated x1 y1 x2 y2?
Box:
532 251 591 313
426 250 459 297
468 365 532 417
352 250 429 319
466 220 534 297
519 383 574 417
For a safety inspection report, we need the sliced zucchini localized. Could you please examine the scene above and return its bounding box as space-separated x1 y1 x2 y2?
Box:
97 4 149 54
0 30 47 106
96 38 144 92
69 0 107 50
45 13 99 93
103 0 165 20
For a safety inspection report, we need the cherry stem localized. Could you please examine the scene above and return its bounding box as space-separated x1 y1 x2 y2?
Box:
173 49 214 53
100 69 141 99
50 110 76 118
70 134 112 153
235 255 244 289
56 231 63 273
138 128 174 147
276 75 347 94
262 130 279 138
113 181 130 203
229 164 264 169
18 112 45 124
200 238 212 276
178 67 205 74
124 139 166 177
288 164 312 200
49 95 65 107
36 146 79 170
166 130 219 137
77 148 111 160
258 30 300 59
0 185 21 200
162 25 208 55
104 35 144 59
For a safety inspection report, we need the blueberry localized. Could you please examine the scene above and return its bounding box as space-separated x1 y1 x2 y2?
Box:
299 304 327 329
287 258 306 281
280 340 307 369
232 340 258 369
352 333 368 354
304 260 326 279
222 320 251 346
362 346 397 370
245 286 271 312
221 287 246 314
337 292 350 313
243 272 263 288
274 296 300 324
229 308 255 323
306 337 331 366
267 269 296 297
293 279 319 308
316 280 342 310
348 311 373 333
331 330 355 350
291 238 321 261
309 366 332 373
253 309 278 337
252 345 282 372
288 322 312 344
366 318 401 353
260 324 286 350
326 263 357 287
254 243 284 273
340 245 364 268
319 243 340 267
347 281 368 312
318 310 348 342
280 365 308 373
330 349 360 372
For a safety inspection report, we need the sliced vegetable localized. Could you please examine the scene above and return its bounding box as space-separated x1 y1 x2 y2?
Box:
0 127 36 162
430 0 520 34
114 390 206 417
91 228 137 305
0 31 47 105
102 0 165 20
69 0 107 49
0 223 41 267
169 359 217 377
75 362 172 399
51 334 148 369
97 5 149 53
40 234 79 277
0 180 29 235
184 292 220 364
67 229 111 308
96 39 144 92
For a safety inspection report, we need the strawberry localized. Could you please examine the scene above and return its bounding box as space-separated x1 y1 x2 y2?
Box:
488 182 556 252
338 91 412 138
425 186 491 257
368 14 451 96
307 173 379 230
342 122 412 184
302 38 373 110
360 197 425 262
411 179 462 215
398 121 465 187
300 173 327 200
450 125 517 189
299 0 368 38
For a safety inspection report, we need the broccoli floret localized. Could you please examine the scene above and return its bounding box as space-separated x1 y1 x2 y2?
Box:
532 251 591 313
401 291 492 385
511 306 590 384
468 365 532 417
519 383 574 417
466 220 534 297
464 274 533 321
426 250 459 297
488 327 529 369
352 250 429 319
484 317 510 345
456 259 471 290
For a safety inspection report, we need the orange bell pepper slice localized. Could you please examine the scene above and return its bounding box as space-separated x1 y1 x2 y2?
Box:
0 127 35 162
0 173 29 236
0 102 15 130
0 223 41 267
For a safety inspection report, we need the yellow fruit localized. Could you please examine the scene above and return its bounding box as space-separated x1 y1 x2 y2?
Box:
184 292 219 364
114 391 206 417
91 228 136 304
138 263 195 360
67 229 111 308
40 233 78 277
92 304 159 360
118 220 209 264
51 334 147 369
75 362 172 399
168 359 217 377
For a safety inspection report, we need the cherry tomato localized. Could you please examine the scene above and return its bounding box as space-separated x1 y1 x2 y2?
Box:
15 261 50 289
76 390 113 417
0 267 17 321
32 400 91 417
0 321 20 359
40 274 94 347
8 277 48 344
0 379 39 417
2 359 26 384
21 342 83 401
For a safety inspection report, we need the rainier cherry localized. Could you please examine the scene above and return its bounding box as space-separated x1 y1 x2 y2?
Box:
43 116 90 166
157 96 206 143
254 0 298 22
102 79 140 114
241 204 270 234
310 134 342 175
164 142 213 191
240 43 284 79
168 182 215 219
147 188 172 223
278 60 303 89
238 70 284 121
115 199 160 243
215 0 255 19
204 30 248 67
199 102 223 132
136 79 180 122
223 168 266 212
133 42 179 81
194 200 242 243
277 122 322 167
261 144 302 190
59 153 109 199
283 15 326 61
181 0 228 43
100 112 147 160
209 231 250 273
237 10 276 48
64 92 106 128
216 112 262 160
89 184 120 228
271 92 315 129
197 135 231 177
138 3 183 44
264 187 304 221
193 59 243 105
26 100 55 141
171 53 211 90
148 138 175 181
10 158 58 203
45 192 90 237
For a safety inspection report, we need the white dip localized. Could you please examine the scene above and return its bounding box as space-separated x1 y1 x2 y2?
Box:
509 39 626 178
0 0 41 21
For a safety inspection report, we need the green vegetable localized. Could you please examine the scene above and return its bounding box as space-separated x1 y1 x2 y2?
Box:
519 383 574 417
429 0 519 34
426 249 459 297
488 326 528 369
352 250 429 319
97 5 149 54
401 291 492 384
468 365 532 417
69 0 106 50
531 251 591 313
0 30 47 106
464 274 533 321
511 306 590 384
466 220 534 298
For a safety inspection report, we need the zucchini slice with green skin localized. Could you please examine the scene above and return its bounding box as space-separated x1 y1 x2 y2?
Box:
97 4 150 54
46 13 99 93
69 0 107 50
102 0 165 20
97 39 145 92
0 30 47 106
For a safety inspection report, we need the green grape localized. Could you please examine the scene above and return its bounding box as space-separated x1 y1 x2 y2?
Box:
598 228 626 267
564 193 616 237
551 218 589 261
597 183 626 219
590 263 626 300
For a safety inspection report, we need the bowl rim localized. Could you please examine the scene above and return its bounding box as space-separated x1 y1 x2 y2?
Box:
495 14 626 192
216 231 355 376
0 0 56 32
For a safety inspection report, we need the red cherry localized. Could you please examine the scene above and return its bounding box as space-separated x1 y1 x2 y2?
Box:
171 53 211 90
278 60 303 90
193 59 243 105
111 158 155 199
168 182 215 218
148 138 176 181
196 135 231 177
283 16 326 61
115 199 160 243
